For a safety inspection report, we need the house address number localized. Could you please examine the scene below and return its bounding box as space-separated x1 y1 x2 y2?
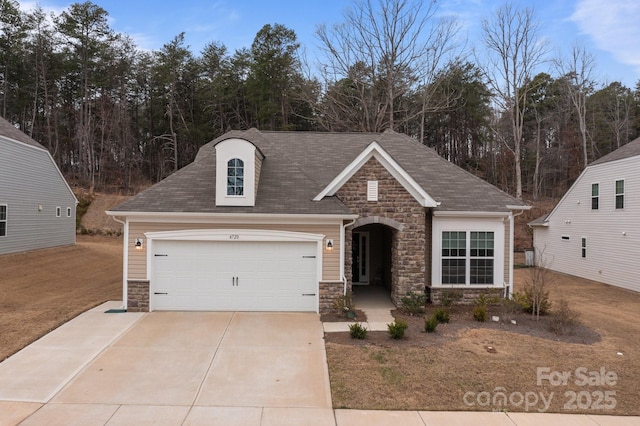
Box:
229 234 240 240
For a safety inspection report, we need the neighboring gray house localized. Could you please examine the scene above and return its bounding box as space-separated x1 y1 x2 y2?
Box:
108 128 528 313
531 136 640 293
0 117 77 255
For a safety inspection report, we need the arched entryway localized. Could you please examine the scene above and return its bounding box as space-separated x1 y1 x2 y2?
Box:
348 216 404 304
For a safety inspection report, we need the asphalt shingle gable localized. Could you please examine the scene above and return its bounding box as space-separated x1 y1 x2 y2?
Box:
113 128 524 214
589 136 640 166
0 116 46 150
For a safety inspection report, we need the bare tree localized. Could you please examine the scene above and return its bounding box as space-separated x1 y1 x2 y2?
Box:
555 43 596 168
481 2 547 199
315 0 459 132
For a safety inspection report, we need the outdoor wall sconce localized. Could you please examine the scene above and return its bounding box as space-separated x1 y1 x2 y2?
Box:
135 238 143 250
325 239 334 251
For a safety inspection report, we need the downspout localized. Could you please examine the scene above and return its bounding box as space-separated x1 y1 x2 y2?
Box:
341 218 357 295
504 208 527 298
111 215 128 310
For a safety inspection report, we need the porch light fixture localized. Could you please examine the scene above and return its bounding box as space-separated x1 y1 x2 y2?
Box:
135 238 143 250
325 239 334 251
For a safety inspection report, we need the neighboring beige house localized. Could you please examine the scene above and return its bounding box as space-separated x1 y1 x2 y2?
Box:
531 136 640 293
108 129 527 313
0 116 77 255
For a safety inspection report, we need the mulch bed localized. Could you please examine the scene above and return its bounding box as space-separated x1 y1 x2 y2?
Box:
324 305 600 348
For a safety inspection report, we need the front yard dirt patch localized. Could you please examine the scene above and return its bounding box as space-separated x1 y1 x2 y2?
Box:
325 269 640 415
0 235 122 361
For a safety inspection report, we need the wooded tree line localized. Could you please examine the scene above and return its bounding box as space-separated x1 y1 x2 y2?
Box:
1 0 639 199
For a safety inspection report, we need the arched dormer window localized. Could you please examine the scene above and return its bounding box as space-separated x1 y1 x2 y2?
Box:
227 158 244 196
216 138 261 206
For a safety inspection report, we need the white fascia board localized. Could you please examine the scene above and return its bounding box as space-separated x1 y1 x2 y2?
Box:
106 210 358 225
313 141 438 207
543 168 588 223
432 210 511 218
145 228 325 242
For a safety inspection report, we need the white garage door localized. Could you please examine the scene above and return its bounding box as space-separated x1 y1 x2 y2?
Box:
150 240 318 311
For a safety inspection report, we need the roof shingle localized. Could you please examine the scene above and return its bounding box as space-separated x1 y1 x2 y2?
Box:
113 129 523 214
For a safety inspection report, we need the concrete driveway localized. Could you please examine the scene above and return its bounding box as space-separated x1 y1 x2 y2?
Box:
0 302 333 425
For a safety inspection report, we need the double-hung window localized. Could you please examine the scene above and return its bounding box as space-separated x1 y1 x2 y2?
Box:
442 232 466 284
470 232 495 284
227 158 244 196
0 205 6 237
591 183 599 210
442 231 495 285
615 180 624 209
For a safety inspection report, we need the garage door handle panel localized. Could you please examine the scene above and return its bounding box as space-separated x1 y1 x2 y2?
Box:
154 254 168 257
302 255 316 258
154 292 168 295
302 293 316 296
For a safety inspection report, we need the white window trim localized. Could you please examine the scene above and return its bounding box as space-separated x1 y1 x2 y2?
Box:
67 207 72 217
215 138 258 207
226 157 246 198
581 236 587 259
615 179 625 210
591 182 599 210
0 204 7 237
431 217 504 288
367 180 378 201
56 206 61 217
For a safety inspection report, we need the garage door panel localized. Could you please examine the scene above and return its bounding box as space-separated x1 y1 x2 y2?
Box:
150 239 318 312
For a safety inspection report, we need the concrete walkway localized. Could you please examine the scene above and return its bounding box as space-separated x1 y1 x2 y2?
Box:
323 285 395 332
0 301 637 425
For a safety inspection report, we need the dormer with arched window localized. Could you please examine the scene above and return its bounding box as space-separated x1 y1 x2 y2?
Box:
215 138 263 206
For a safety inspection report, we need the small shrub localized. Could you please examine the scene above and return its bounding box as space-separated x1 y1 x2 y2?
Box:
433 308 450 324
513 289 550 316
387 319 408 339
400 291 427 315
473 305 487 322
500 297 523 322
333 293 353 317
548 299 580 335
349 322 368 339
440 289 463 307
424 315 438 333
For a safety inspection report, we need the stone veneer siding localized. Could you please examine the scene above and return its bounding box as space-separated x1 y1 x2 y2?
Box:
127 280 150 312
337 157 428 305
319 281 344 314
428 287 505 305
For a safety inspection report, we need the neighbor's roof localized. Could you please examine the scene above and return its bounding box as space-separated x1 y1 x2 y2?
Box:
590 136 640 166
112 128 524 215
0 116 46 150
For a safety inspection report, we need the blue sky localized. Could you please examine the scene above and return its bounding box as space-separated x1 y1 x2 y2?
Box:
21 0 640 88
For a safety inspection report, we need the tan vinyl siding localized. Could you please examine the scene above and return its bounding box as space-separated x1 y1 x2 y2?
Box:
128 221 341 281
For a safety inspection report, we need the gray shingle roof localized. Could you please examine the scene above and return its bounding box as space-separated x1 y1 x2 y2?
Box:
590 136 640 166
0 116 46 150
113 129 523 214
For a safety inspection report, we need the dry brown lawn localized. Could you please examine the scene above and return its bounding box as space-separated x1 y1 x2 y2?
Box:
325 270 640 415
0 235 122 361
2 234 638 415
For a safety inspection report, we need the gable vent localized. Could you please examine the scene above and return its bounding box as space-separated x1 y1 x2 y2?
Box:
367 180 379 201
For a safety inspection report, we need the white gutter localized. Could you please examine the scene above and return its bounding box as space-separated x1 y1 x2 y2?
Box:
504 206 529 297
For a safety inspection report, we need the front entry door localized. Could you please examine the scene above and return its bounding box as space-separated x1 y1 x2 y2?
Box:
352 232 370 284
